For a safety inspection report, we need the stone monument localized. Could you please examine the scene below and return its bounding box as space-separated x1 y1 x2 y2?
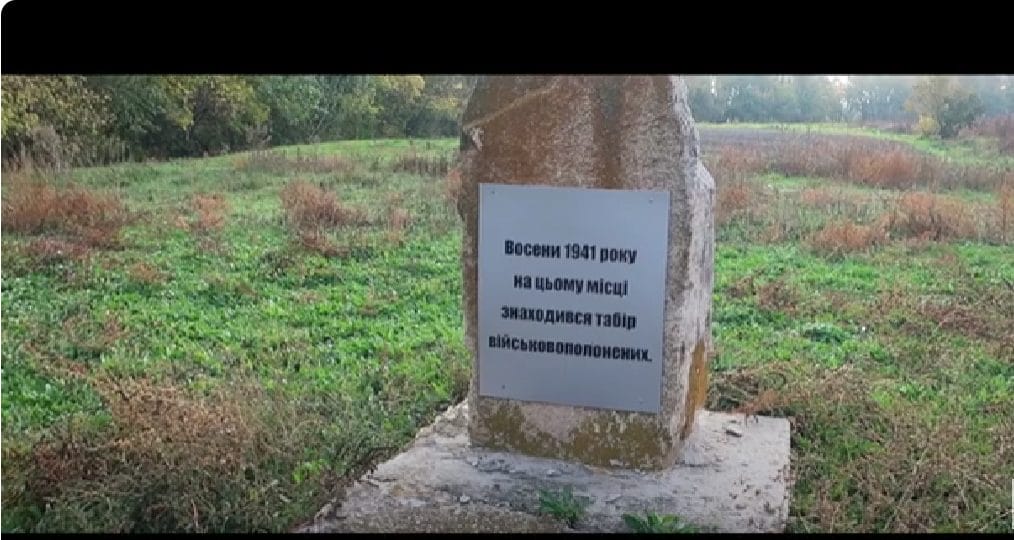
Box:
458 75 715 470
301 76 792 534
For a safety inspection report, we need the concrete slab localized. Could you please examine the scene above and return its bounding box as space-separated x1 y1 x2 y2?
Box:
299 401 792 533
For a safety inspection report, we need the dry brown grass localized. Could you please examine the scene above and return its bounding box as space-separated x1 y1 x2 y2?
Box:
2 176 61 234
7 375 260 532
127 262 166 286
703 128 1012 249
716 181 761 226
798 370 1010 532
278 180 369 257
733 389 783 424
871 251 1014 360
96 376 256 471
280 180 367 232
295 229 341 258
169 192 231 252
798 188 884 219
713 166 1007 249
999 180 1013 243
725 273 758 300
385 208 412 245
190 193 229 236
0 368 387 533
881 192 979 242
724 273 800 315
963 114 1014 154
914 270 1014 356
233 149 355 175
21 376 256 500
18 238 92 267
2 175 131 250
384 192 413 245
707 146 769 180
702 131 1009 192
848 150 923 189
799 187 841 208
443 167 463 207
757 277 799 315
710 361 1012 532
809 220 887 257
389 151 451 177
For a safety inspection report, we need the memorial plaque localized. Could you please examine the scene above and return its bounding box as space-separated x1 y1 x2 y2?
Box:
478 183 669 413
459 76 716 469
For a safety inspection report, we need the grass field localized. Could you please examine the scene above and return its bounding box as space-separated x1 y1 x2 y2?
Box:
699 122 1014 167
2 129 1012 532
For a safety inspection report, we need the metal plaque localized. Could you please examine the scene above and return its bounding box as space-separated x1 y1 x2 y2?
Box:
478 183 669 413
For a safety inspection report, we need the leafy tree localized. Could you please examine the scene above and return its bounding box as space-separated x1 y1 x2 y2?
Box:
906 76 983 138
187 76 269 155
372 75 425 138
1 75 112 167
86 76 268 157
793 76 839 122
722 75 773 122
407 75 476 137
685 76 725 123
955 75 1013 118
769 77 800 121
250 76 322 146
88 76 192 156
720 76 801 123
309 76 381 140
844 76 917 123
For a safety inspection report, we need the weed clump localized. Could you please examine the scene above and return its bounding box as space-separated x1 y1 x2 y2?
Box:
2 176 131 251
279 180 369 257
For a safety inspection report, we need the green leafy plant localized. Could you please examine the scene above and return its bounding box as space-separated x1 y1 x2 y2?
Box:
622 512 705 533
538 487 591 528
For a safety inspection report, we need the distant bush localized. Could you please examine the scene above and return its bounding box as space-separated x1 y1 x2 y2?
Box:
280 180 367 232
962 114 1014 155
906 77 984 139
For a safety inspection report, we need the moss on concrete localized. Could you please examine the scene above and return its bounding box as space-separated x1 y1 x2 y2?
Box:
471 398 679 469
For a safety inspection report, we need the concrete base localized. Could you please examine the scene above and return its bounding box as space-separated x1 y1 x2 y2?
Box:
299 401 792 533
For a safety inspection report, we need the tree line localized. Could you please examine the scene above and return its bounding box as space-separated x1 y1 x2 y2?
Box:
688 75 1011 132
1 75 476 169
3 75 1011 169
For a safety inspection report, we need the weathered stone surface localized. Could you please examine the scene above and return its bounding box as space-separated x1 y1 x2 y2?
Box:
457 76 716 469
303 503 569 534
299 402 792 533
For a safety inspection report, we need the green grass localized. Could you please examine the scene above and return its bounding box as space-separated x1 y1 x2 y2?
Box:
538 487 591 528
2 139 468 532
710 240 1012 532
2 133 1012 532
622 512 708 533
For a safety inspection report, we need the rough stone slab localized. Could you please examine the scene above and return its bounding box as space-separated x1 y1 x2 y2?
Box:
300 402 792 533
457 76 717 469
